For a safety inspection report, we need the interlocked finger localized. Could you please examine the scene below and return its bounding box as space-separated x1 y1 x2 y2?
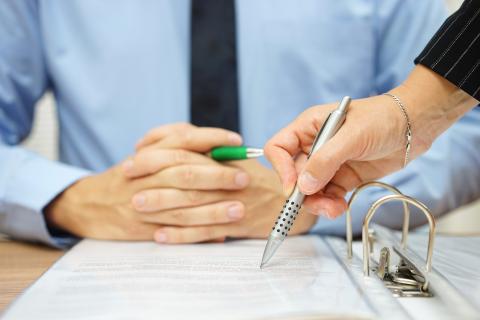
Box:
138 201 245 226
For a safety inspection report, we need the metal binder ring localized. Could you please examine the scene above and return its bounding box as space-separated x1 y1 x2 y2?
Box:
346 181 410 258
362 194 435 276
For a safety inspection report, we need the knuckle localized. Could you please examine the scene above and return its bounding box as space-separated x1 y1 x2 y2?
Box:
185 190 201 204
170 209 185 223
149 191 166 209
181 166 195 185
177 122 193 130
174 149 190 164
208 205 225 224
312 153 331 168
135 150 154 168
202 227 214 240
171 230 185 243
132 152 144 166
211 206 225 223
320 154 333 167
217 168 231 184
146 127 162 140
181 130 194 146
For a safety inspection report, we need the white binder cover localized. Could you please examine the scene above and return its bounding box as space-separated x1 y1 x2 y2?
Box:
407 233 480 312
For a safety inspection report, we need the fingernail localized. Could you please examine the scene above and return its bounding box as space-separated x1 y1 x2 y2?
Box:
234 172 249 187
227 203 244 220
155 231 167 243
132 194 146 209
228 133 243 145
123 159 134 174
298 171 320 194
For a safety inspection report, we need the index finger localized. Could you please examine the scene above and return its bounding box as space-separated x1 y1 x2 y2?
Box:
265 104 337 194
123 149 216 178
264 126 301 194
138 125 243 153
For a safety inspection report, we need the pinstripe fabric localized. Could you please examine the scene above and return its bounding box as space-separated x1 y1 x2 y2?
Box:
415 0 480 100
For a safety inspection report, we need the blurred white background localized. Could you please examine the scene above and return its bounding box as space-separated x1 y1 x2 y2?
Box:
21 0 479 235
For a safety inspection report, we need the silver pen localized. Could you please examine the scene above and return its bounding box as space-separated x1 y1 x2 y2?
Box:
260 96 351 268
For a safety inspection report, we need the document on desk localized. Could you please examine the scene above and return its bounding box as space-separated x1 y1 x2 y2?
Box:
4 236 382 320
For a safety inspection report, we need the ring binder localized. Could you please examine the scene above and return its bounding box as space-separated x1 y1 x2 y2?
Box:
345 182 435 296
343 182 478 317
345 181 410 258
362 194 435 292
320 181 480 317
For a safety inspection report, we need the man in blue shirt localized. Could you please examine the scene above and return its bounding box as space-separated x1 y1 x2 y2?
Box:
1 1 479 247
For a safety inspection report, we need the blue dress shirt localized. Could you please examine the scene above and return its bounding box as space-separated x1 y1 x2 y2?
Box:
1 0 479 247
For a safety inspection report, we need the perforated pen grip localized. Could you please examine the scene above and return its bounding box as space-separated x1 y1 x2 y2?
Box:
270 187 305 239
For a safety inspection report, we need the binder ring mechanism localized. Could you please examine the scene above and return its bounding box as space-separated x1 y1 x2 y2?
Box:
346 181 436 298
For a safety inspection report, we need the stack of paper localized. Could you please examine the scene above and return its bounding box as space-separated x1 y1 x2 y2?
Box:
4 236 376 320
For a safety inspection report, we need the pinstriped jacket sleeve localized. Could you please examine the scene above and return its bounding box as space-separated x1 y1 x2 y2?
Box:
415 0 480 100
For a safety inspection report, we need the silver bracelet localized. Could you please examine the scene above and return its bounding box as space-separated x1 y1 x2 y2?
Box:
383 93 412 168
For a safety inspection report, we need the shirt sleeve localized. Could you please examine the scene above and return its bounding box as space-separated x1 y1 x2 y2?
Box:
373 0 447 93
0 0 90 248
415 0 480 100
310 108 480 237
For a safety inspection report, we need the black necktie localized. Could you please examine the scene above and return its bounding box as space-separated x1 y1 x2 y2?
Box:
190 0 240 133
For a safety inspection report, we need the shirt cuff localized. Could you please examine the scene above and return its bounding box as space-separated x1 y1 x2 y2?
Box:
0 149 91 248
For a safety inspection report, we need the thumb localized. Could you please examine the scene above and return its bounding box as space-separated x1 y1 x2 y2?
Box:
297 129 356 195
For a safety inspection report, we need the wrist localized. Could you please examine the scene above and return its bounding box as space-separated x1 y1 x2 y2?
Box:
44 178 87 236
391 65 477 156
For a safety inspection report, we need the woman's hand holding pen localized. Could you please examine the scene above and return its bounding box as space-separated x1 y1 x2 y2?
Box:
265 94 411 219
265 65 477 220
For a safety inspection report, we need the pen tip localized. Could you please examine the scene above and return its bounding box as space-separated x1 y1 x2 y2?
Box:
260 263 265 269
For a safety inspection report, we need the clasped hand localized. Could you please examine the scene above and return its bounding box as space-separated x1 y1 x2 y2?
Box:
45 123 317 244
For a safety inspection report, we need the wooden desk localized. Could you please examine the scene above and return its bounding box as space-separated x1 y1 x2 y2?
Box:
0 238 64 313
